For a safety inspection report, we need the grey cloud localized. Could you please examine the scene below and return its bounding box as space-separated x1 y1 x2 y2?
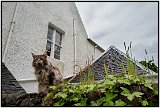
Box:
132 39 158 65
76 2 158 66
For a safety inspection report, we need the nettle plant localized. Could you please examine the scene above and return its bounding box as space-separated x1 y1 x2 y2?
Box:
43 42 158 106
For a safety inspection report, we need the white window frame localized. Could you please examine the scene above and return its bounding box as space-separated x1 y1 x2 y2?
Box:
47 27 62 60
50 29 56 58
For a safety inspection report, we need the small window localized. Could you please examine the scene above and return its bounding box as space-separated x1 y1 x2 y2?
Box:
46 26 62 60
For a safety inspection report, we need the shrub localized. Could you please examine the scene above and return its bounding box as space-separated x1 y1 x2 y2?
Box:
43 75 158 106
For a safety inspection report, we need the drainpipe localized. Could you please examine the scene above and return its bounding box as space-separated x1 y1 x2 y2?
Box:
73 18 76 74
2 2 19 62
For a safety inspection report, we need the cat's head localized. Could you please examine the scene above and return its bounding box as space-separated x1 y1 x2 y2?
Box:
31 51 48 68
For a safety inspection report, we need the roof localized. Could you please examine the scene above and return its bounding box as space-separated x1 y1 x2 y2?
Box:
2 62 26 94
65 46 158 83
92 46 157 75
87 38 105 52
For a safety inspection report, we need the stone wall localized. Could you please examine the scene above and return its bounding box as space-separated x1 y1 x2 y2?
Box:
2 93 44 106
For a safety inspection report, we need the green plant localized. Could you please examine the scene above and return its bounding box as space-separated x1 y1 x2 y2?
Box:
124 42 138 77
79 59 94 85
104 63 109 78
115 99 126 106
44 73 158 106
139 60 158 73
120 87 144 101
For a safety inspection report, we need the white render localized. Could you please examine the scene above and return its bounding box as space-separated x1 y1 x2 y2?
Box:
2 2 104 93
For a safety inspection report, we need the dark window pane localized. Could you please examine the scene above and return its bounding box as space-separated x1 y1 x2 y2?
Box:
55 32 62 45
46 41 52 56
54 45 60 55
48 28 53 35
46 44 51 51
47 34 53 41
47 51 50 56
47 27 53 41
54 49 60 55
54 44 61 60
54 54 60 60
54 44 61 50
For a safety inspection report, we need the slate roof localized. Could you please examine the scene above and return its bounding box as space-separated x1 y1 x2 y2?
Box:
2 62 26 94
65 46 157 83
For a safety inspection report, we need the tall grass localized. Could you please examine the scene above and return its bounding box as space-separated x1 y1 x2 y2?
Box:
79 58 94 85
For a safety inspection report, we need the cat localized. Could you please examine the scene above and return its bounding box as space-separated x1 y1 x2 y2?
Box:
31 51 64 95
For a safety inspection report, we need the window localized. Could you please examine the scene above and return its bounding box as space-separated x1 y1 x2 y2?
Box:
46 26 62 60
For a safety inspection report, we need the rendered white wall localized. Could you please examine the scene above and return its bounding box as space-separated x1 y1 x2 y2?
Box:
2 2 17 57
87 42 103 63
19 80 38 93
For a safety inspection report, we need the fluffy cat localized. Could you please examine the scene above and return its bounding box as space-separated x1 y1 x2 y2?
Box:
31 52 63 94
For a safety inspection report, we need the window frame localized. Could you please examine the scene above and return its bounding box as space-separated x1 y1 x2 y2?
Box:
53 31 62 60
46 26 63 60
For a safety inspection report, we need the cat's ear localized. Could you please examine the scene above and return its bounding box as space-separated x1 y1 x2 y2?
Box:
31 53 36 58
43 51 48 57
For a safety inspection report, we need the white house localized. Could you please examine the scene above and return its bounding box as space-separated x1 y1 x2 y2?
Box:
2 2 104 93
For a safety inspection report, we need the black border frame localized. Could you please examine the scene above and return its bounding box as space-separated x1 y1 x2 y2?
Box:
1 1 159 107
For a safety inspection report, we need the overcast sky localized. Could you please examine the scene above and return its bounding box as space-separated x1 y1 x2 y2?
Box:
76 2 158 65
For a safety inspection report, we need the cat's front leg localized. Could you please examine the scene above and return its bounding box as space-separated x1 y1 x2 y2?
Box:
43 85 49 95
